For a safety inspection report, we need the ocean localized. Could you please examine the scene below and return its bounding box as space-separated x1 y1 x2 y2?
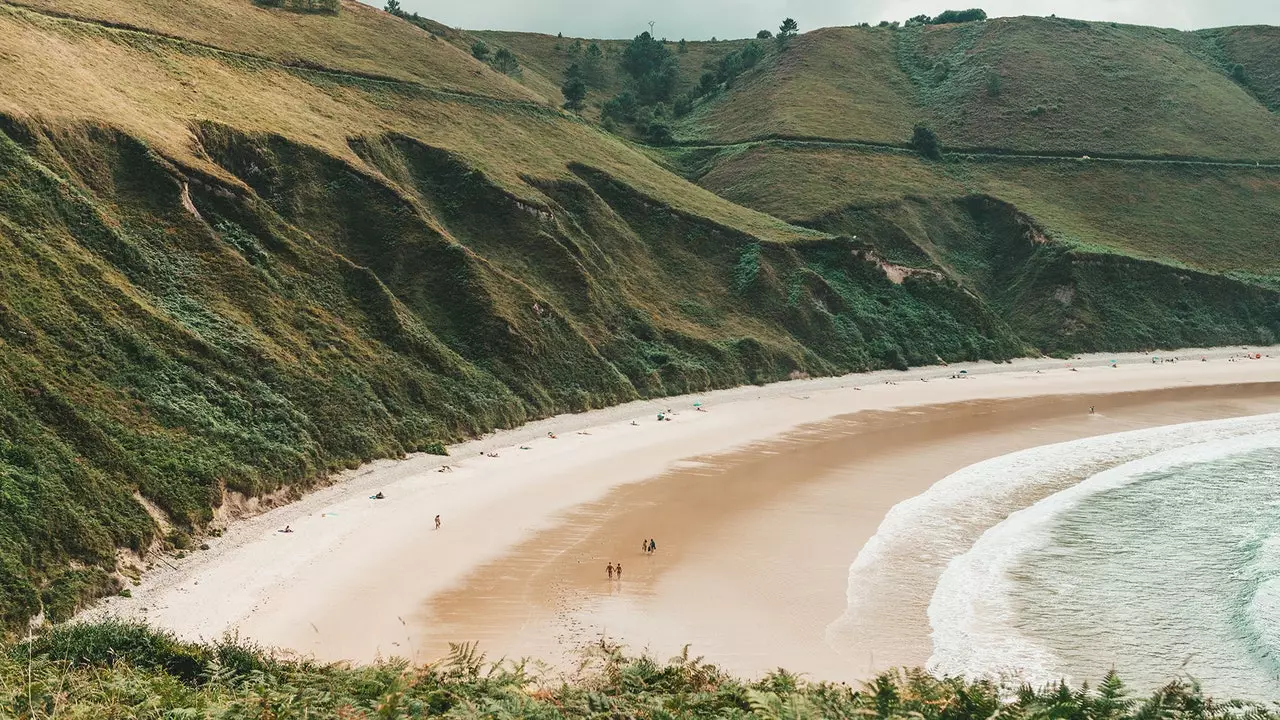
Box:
829 412 1280 698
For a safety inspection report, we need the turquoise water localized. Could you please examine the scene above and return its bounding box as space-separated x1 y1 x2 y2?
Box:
1012 445 1280 696
922 422 1280 698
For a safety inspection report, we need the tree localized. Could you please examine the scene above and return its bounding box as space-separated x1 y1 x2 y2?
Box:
471 40 491 62
491 48 520 76
910 124 942 160
929 8 988 24
583 42 605 84
777 17 798 47
740 41 765 68
715 41 765 87
698 71 718 96
678 39 688 54
561 64 587 110
906 13 930 25
620 31 679 103
602 92 638 123
383 0 401 15
645 119 674 146
757 29 773 39
1231 63 1247 83
621 32 670 81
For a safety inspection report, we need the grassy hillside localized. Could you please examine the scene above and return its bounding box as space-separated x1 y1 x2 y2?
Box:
3 621 1276 718
0 0 1039 626
5 0 540 100
692 144 1280 276
669 18 1280 159
468 30 758 122
685 27 919 145
1 0 1279 636
1200 25 1280 111
687 142 1280 351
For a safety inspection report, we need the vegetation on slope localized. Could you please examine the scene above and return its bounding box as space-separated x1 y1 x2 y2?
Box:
4 0 537 100
676 17 1280 160
4 620 1277 718
687 143 1280 352
1 0 1278 648
1200 25 1280 111
0 1 1030 627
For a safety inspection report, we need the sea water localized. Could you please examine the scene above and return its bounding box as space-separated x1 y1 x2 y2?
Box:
830 413 1280 699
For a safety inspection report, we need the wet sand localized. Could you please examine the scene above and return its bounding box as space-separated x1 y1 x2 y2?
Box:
85 349 1280 671
420 384 1280 680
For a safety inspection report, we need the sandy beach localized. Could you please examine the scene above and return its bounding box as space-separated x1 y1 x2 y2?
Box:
87 347 1280 679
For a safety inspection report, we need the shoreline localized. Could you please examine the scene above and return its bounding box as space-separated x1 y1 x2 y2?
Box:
84 346 1280 668
416 384 1280 680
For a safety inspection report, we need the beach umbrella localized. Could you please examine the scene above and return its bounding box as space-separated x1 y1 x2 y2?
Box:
693 402 702 407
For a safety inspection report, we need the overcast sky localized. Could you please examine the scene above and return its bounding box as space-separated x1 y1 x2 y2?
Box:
390 1 1278 38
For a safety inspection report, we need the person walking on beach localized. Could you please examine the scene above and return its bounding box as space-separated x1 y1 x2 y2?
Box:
607 563 614 580
434 514 441 530
616 563 622 579
649 539 656 553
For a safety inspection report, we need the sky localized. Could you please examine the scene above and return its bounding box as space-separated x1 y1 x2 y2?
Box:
391 1 1279 38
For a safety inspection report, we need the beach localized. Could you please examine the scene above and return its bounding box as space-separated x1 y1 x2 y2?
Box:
88 348 1280 680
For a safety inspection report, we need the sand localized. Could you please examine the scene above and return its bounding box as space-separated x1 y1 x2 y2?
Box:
86 347 1280 678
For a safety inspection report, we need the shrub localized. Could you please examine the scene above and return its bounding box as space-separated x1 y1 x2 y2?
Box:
930 8 988 24
986 70 1003 96
491 48 520 76
645 120 674 146
602 92 639 123
910 124 943 160
732 243 762 292
20 621 211 683
757 29 773 39
40 568 119 623
255 0 340 12
1231 63 1247 83
421 441 449 456
471 40 491 62
699 71 719 96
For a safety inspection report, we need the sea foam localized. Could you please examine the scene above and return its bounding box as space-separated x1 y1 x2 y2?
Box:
825 412 1280 680
925 425 1280 685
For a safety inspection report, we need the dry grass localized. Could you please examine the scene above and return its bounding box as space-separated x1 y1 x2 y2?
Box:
915 17 1280 158
470 30 759 122
1202 25 1280 110
685 27 920 144
6 0 542 101
695 143 1280 275
0 4 816 244
695 144 963 216
677 18 1280 160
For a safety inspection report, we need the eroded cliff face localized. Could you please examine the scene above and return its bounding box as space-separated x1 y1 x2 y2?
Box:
808 195 1280 355
0 113 1033 625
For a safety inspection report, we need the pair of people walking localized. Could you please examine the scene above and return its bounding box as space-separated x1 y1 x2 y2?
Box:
606 562 622 580
642 538 657 554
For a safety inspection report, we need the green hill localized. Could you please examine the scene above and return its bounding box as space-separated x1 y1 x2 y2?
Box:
0 0 1278 629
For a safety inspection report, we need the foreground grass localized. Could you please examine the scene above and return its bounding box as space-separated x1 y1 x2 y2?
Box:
1 621 1272 719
